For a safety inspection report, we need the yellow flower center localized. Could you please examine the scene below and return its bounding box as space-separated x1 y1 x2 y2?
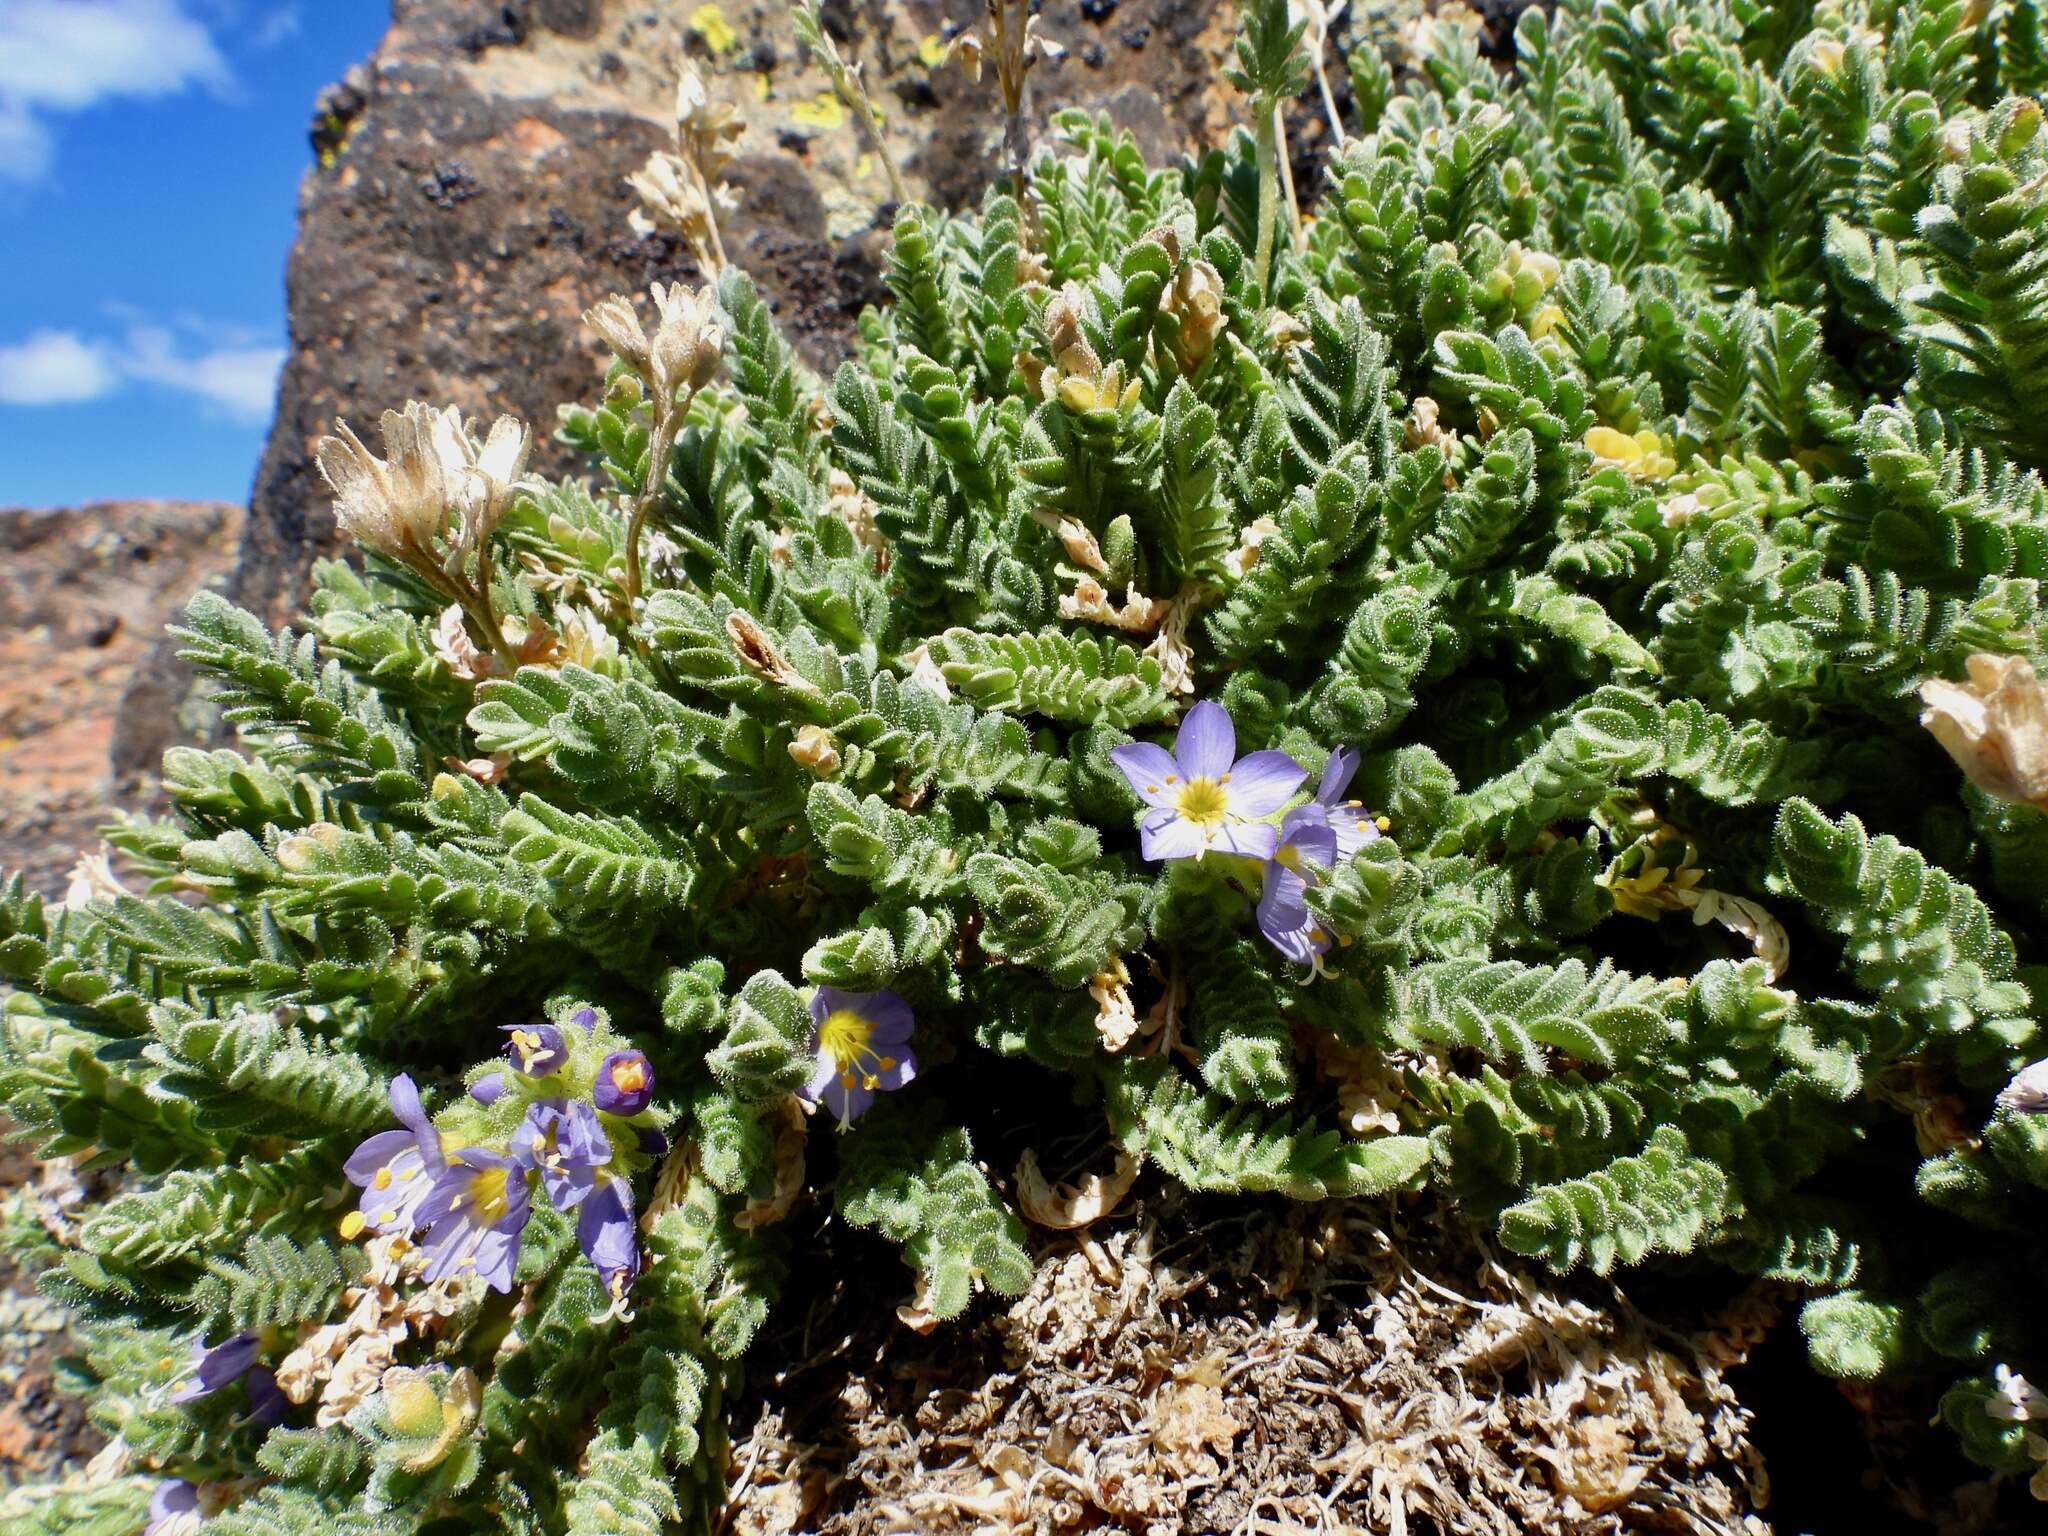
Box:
461 1166 513 1224
819 1008 876 1071
610 1058 649 1095
1274 843 1307 874
1175 777 1230 828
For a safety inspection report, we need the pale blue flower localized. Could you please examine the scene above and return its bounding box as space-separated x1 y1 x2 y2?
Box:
1257 816 1337 966
415 1147 534 1293
1291 746 1381 858
1110 700 1304 861
342 1074 443 1239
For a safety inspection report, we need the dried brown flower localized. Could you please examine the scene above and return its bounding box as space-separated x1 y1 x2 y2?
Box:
1919 652 2048 811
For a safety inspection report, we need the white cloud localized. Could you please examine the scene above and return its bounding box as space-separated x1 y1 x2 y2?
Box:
0 0 232 181
0 320 282 421
249 5 300 50
124 324 283 421
0 330 121 405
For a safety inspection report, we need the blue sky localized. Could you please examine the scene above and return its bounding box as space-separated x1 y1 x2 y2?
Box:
0 0 389 507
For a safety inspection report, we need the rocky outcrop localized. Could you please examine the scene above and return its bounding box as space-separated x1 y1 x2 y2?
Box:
232 0 1297 627
0 500 242 894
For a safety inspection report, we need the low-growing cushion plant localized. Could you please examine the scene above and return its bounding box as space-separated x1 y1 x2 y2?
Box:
10 0 2048 1526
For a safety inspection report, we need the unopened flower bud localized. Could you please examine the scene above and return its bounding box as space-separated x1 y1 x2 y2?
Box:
789 724 843 777
1044 284 1089 364
594 1049 655 1115
276 822 344 872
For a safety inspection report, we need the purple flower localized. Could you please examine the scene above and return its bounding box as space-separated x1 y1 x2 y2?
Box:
244 1365 288 1427
636 1126 669 1157
593 1049 654 1116
1291 747 1381 859
1109 700 1305 862
170 1332 261 1404
802 987 916 1127
341 1074 443 1240
503 1022 568 1077
416 1147 534 1293
518 1099 612 1211
578 1174 639 1315
1258 817 1337 966
470 1073 508 1106
145 1479 201 1536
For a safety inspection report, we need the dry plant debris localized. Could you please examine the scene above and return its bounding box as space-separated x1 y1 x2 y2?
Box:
722 1192 1769 1536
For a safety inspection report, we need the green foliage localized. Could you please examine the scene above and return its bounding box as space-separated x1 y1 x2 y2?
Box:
16 2 2048 1520
835 1101 1032 1318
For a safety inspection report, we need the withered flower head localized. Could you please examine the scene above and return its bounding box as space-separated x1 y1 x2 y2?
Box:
584 283 723 402
1044 283 1094 375
675 64 743 177
1167 258 1225 373
1919 653 2048 812
316 402 458 559
1140 222 1182 266
583 294 652 381
435 412 531 553
650 280 725 396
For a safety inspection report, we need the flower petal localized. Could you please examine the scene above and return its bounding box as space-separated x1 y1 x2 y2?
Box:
389 1073 427 1132
1226 750 1307 817
1331 806 1380 859
577 1177 638 1280
874 1046 918 1091
1208 819 1280 861
862 989 915 1039
823 1072 875 1126
1283 819 1337 870
1317 746 1360 805
344 1129 413 1187
1173 699 1235 780
803 1052 840 1103
1139 811 1210 862
1108 741 1181 807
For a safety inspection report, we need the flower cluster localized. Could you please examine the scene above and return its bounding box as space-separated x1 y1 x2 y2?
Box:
1112 700 1381 968
626 65 741 273
343 1011 660 1311
314 400 533 672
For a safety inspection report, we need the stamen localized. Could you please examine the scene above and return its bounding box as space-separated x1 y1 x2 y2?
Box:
339 1210 367 1240
373 1168 393 1190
